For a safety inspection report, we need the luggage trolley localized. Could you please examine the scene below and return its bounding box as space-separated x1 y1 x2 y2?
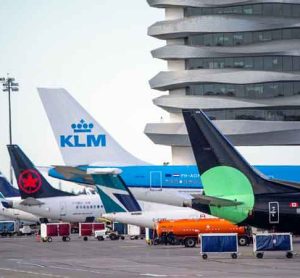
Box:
200 233 238 259
40 223 71 242
253 233 294 259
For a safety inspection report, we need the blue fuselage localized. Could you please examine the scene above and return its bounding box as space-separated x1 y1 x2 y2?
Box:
49 165 300 189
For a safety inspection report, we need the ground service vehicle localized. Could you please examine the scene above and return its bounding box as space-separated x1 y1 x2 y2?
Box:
0 220 19 236
79 222 106 241
154 218 250 247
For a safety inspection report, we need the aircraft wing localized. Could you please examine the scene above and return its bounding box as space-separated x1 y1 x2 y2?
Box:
19 197 44 206
191 194 243 207
50 165 122 185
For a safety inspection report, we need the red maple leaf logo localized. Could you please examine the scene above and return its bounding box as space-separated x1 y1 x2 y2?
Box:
18 169 42 194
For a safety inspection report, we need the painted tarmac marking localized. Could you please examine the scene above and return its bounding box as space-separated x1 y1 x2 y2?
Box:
17 261 46 268
140 274 168 277
0 267 67 277
49 265 106 275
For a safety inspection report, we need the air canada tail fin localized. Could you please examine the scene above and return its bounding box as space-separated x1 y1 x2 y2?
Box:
92 174 141 213
38 88 148 166
183 109 300 195
7 145 74 199
0 172 20 197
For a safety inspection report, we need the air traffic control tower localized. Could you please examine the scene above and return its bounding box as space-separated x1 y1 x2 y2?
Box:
145 0 300 164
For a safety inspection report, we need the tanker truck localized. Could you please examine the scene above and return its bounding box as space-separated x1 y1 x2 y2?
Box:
154 218 251 247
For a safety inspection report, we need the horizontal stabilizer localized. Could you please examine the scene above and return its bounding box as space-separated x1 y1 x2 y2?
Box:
19 197 44 206
51 166 122 185
191 194 243 207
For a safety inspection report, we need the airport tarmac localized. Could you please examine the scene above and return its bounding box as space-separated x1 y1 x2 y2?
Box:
0 236 300 278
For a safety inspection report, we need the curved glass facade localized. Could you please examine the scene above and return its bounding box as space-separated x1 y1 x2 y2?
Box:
187 56 300 72
187 28 300 47
186 3 300 18
206 107 300 121
187 82 300 99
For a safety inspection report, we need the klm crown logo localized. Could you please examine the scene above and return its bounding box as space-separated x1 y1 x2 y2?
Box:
72 119 94 133
60 119 106 148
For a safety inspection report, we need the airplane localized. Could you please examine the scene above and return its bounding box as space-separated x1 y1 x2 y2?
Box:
0 172 40 222
93 172 212 229
7 144 106 223
180 109 300 234
93 166 251 247
37 88 300 203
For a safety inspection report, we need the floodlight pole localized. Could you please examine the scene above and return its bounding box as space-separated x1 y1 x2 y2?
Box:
1 75 19 185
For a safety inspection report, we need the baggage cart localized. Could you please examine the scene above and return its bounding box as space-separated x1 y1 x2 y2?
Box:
0 220 19 236
200 233 238 259
253 233 293 259
40 223 71 242
128 224 141 240
79 222 106 241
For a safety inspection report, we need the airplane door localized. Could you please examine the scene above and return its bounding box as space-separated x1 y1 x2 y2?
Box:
150 171 162 191
269 202 279 224
59 201 67 217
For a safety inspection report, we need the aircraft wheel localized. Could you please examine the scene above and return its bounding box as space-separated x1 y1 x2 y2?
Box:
47 237 52 243
97 236 104 241
120 236 125 240
202 254 208 260
256 253 263 259
83 236 88 241
62 236 66 242
66 236 71 242
286 252 293 259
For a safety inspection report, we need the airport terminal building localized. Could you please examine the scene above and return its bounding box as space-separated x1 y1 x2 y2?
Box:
145 0 300 164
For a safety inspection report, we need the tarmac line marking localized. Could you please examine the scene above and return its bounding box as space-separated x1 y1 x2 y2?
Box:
17 261 46 268
0 267 67 278
140 274 168 277
49 265 106 275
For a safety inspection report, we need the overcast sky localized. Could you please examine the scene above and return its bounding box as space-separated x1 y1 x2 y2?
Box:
0 0 170 179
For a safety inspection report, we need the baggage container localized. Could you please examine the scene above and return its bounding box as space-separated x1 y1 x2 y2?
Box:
128 224 141 240
40 223 71 242
253 233 293 259
113 222 127 235
200 233 238 259
0 221 18 236
79 222 106 241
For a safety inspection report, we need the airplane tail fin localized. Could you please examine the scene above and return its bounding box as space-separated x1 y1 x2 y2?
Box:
182 109 300 196
38 88 148 166
92 174 141 213
7 145 74 199
0 172 20 197
0 192 12 209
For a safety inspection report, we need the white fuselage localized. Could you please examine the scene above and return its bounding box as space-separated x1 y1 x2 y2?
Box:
103 208 214 229
12 194 104 222
0 199 40 222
